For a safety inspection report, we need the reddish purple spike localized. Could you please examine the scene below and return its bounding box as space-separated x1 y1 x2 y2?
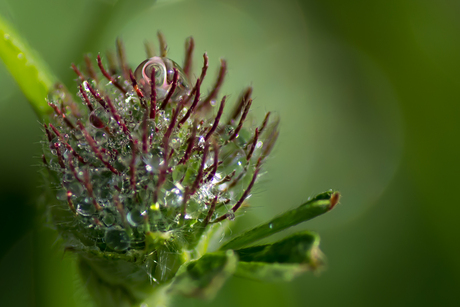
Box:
71 63 85 82
85 82 107 109
83 168 102 211
213 168 259 223
205 141 219 183
79 85 94 112
190 141 209 196
43 124 53 143
55 146 66 169
200 53 209 84
48 102 75 130
77 121 120 175
116 38 130 81
203 194 218 226
179 122 197 164
97 54 127 95
229 99 252 141
48 123 62 138
106 50 118 75
228 87 252 125
155 104 182 202
183 37 194 79
197 59 226 112
205 96 226 142
64 142 86 165
178 78 201 127
258 112 271 134
84 55 98 83
130 140 138 191
246 128 259 161
142 112 149 154
260 119 280 162
160 68 179 110
41 154 48 166
67 191 76 214
162 100 184 162
129 69 145 102
105 96 131 138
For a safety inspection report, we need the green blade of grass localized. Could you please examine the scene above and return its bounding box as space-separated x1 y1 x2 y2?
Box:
219 191 339 251
0 14 57 118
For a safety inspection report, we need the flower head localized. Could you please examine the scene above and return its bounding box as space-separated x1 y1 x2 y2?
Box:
40 34 337 307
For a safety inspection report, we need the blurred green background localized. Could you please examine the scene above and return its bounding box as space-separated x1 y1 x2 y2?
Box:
1 0 459 306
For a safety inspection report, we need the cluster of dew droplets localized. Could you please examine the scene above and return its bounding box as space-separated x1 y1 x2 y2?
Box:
42 37 278 255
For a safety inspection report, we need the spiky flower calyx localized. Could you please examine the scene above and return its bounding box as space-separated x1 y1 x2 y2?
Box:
41 34 279 306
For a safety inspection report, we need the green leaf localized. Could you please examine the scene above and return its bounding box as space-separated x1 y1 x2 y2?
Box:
168 251 238 300
220 191 339 250
0 14 57 118
77 254 156 307
234 232 323 282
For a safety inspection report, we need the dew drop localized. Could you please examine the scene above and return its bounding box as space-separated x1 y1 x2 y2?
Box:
143 153 161 173
56 189 67 201
66 181 84 197
102 210 116 227
127 209 146 227
105 228 130 251
94 131 107 145
164 185 184 207
73 129 84 140
62 173 74 183
76 198 96 216
269 223 273 229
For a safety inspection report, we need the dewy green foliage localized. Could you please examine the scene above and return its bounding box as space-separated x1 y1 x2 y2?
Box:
0 16 340 307
0 14 56 118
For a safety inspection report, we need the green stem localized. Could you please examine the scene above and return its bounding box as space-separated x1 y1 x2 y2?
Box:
0 13 57 119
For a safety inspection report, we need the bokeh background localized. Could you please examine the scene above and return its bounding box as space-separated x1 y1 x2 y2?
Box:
1 0 459 306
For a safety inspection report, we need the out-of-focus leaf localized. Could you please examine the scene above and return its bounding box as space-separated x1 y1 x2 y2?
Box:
233 232 323 282
168 251 238 300
220 191 339 250
0 14 56 118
